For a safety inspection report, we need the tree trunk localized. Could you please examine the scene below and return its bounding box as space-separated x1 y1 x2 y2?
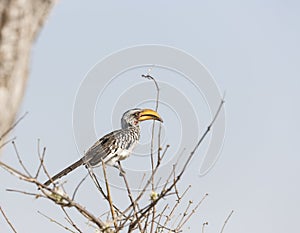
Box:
0 0 55 144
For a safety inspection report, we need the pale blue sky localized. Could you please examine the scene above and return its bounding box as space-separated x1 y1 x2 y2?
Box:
1 1 300 232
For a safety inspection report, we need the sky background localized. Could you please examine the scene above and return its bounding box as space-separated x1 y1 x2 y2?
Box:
1 0 300 232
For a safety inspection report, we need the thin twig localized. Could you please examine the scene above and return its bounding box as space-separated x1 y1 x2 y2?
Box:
146 146 170 196
0 206 18 233
38 211 76 233
142 73 160 233
172 167 180 200
39 147 53 183
102 160 118 231
130 98 225 229
87 166 105 195
142 209 151 233
141 74 159 111
162 164 177 195
6 188 45 199
177 193 208 230
155 204 169 232
164 185 191 227
176 200 193 229
137 173 146 191
220 210 234 233
180 97 225 180
118 162 143 233
0 160 107 230
124 144 170 215
0 112 28 141
71 173 88 200
155 177 162 190
35 139 45 178
87 167 126 220
170 213 181 230
12 141 32 177
156 221 178 233
0 137 16 149
202 222 208 233
61 207 83 233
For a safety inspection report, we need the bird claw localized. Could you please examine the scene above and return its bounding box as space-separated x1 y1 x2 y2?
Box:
113 163 126 176
119 168 126 177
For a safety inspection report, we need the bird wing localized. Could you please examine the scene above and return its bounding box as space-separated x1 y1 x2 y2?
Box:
82 129 125 167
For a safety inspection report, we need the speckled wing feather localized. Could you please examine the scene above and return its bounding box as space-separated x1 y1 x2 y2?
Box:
83 128 139 167
83 130 119 166
43 127 140 186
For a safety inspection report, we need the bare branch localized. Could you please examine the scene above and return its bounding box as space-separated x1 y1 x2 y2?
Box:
141 74 159 110
39 147 53 184
0 112 28 141
102 160 118 231
124 144 170 215
142 72 161 233
38 211 76 233
0 137 16 149
202 222 208 233
130 98 225 229
220 210 234 233
177 193 208 230
12 141 32 177
137 173 146 191
0 206 18 233
61 207 83 233
0 160 108 231
176 200 193 229
71 173 88 200
0 72 227 233
6 188 45 199
155 204 169 232
118 162 143 232
34 139 45 179
163 185 191 227
87 166 127 221
142 210 151 232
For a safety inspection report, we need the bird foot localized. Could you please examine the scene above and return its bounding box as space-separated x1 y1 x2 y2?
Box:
113 164 126 176
119 168 126 177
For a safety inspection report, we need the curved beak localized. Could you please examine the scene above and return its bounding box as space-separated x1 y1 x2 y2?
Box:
138 109 163 122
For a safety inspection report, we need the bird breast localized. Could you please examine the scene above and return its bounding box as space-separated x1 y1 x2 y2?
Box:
118 141 137 160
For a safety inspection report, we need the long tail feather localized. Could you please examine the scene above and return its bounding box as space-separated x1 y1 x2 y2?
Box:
43 159 84 186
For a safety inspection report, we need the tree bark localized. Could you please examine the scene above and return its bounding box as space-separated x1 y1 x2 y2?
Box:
0 0 55 143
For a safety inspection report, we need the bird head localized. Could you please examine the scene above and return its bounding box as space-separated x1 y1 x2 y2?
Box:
121 108 163 129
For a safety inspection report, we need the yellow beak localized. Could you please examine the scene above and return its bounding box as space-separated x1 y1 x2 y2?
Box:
138 109 163 122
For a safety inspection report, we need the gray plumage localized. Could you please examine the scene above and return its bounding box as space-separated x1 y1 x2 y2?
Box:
43 108 162 186
83 126 140 167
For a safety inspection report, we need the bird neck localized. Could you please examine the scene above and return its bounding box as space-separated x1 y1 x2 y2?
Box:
124 125 140 132
127 125 141 141
122 124 140 135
